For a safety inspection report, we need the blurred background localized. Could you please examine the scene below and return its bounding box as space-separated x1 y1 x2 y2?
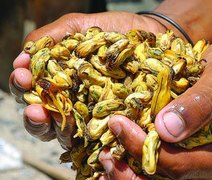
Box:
0 0 159 179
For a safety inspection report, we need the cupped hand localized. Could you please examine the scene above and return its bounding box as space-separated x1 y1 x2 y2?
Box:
99 115 212 180
99 47 212 179
9 11 167 148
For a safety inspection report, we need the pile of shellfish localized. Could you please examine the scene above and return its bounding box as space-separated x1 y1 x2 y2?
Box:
22 27 212 179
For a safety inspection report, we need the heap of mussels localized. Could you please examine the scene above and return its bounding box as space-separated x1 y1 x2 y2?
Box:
22 27 212 179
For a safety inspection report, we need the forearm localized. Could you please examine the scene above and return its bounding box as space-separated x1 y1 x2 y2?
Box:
155 0 212 43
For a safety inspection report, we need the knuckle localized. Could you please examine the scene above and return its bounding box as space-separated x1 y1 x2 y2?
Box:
24 29 39 42
161 162 192 180
170 169 195 180
168 173 187 180
173 86 212 127
192 86 212 120
39 131 56 142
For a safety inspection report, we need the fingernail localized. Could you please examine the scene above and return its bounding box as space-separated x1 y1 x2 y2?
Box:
109 121 121 136
162 111 185 137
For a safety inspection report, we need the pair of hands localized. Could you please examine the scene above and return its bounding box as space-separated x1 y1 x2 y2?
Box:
9 12 212 179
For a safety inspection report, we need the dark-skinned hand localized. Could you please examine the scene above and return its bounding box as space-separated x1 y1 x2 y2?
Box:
9 12 212 179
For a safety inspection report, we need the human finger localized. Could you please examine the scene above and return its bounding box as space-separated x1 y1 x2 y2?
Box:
11 50 33 101
9 68 32 98
24 104 56 141
108 115 146 160
108 115 212 179
155 46 212 143
99 149 148 180
13 51 31 69
51 112 76 150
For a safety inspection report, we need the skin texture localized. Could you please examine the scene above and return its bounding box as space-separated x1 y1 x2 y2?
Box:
9 11 212 179
155 0 212 43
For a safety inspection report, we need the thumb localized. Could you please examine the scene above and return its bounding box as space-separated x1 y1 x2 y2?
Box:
155 46 212 143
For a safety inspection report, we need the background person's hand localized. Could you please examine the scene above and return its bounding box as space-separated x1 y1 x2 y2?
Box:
9 11 167 149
